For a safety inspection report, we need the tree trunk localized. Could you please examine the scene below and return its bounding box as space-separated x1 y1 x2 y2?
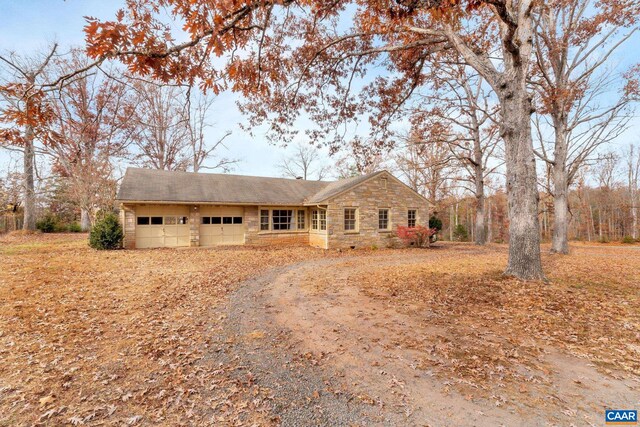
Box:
22 121 36 231
487 198 493 243
500 85 545 280
550 118 570 254
80 208 91 232
475 173 486 245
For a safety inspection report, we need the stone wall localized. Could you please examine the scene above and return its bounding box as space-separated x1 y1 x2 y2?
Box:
120 204 136 249
244 206 310 246
325 173 428 249
309 230 328 249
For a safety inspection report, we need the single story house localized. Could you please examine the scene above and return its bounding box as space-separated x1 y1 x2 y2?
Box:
116 167 428 249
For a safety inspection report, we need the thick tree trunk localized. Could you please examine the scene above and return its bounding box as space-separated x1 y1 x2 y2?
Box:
80 208 91 232
500 87 545 280
550 118 570 254
22 123 36 231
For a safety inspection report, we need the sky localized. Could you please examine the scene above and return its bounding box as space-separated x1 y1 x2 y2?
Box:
0 0 337 179
1 0 639 183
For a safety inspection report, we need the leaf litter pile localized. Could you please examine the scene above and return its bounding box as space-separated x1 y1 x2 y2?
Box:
0 233 335 426
348 244 640 400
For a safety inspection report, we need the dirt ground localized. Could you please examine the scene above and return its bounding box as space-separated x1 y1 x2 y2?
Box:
1 233 639 426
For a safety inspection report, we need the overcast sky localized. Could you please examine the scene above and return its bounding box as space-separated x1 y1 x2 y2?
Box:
1 0 639 182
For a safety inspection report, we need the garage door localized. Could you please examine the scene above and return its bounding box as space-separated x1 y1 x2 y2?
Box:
135 205 190 249
200 206 245 246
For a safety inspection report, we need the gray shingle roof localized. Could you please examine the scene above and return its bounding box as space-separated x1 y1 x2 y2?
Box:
117 168 335 205
304 171 386 203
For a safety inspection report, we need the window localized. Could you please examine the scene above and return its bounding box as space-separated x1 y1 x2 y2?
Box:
319 210 327 231
212 217 222 224
272 209 293 230
233 217 243 224
311 210 318 230
179 216 188 225
260 210 269 231
408 210 416 228
151 216 163 225
165 216 177 225
378 209 389 230
202 217 211 225
297 210 306 230
137 217 150 225
223 217 233 224
344 208 357 231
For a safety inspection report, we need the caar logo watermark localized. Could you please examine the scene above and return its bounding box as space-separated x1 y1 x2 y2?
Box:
606 410 637 425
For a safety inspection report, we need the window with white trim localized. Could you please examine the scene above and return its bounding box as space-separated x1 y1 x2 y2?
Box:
311 210 318 230
260 210 269 231
344 208 357 231
297 210 306 230
378 209 389 230
319 210 327 230
407 209 416 228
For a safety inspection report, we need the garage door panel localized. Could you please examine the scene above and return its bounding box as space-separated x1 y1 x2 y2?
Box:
135 205 190 248
199 206 245 246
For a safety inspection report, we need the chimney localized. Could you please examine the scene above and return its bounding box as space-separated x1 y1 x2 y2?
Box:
296 176 304 180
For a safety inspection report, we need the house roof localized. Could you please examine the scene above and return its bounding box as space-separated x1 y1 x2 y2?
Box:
116 168 422 206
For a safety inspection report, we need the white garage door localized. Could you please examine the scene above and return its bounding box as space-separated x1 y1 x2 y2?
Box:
135 205 190 249
200 206 245 246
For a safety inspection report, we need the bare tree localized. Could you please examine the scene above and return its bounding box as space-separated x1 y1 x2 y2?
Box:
395 127 455 209
278 143 329 180
417 64 503 245
45 52 136 230
532 0 638 254
130 82 191 171
185 89 236 173
627 144 640 239
0 44 58 230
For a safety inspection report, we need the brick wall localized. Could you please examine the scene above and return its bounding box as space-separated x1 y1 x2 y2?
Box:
325 173 428 249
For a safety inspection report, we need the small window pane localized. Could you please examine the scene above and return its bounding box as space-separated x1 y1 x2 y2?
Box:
223 217 233 224
408 210 416 228
344 208 357 231
233 217 243 224
319 210 327 231
178 216 189 225
260 210 269 231
297 210 305 230
165 216 177 225
378 209 389 230
151 216 163 225
272 210 293 230
212 217 222 224
137 217 150 225
202 217 211 225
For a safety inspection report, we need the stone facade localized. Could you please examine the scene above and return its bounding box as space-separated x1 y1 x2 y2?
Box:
119 172 428 250
120 204 136 249
324 174 428 249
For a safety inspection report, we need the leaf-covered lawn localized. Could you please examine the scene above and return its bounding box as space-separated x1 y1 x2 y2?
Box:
349 243 640 392
0 233 333 426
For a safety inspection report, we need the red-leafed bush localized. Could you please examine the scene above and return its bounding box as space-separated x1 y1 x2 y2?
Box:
395 225 437 248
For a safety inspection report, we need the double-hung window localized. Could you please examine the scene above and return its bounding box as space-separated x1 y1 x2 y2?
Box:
378 209 389 230
297 210 306 230
319 210 327 231
407 210 417 228
311 210 318 230
260 210 269 231
344 208 357 232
